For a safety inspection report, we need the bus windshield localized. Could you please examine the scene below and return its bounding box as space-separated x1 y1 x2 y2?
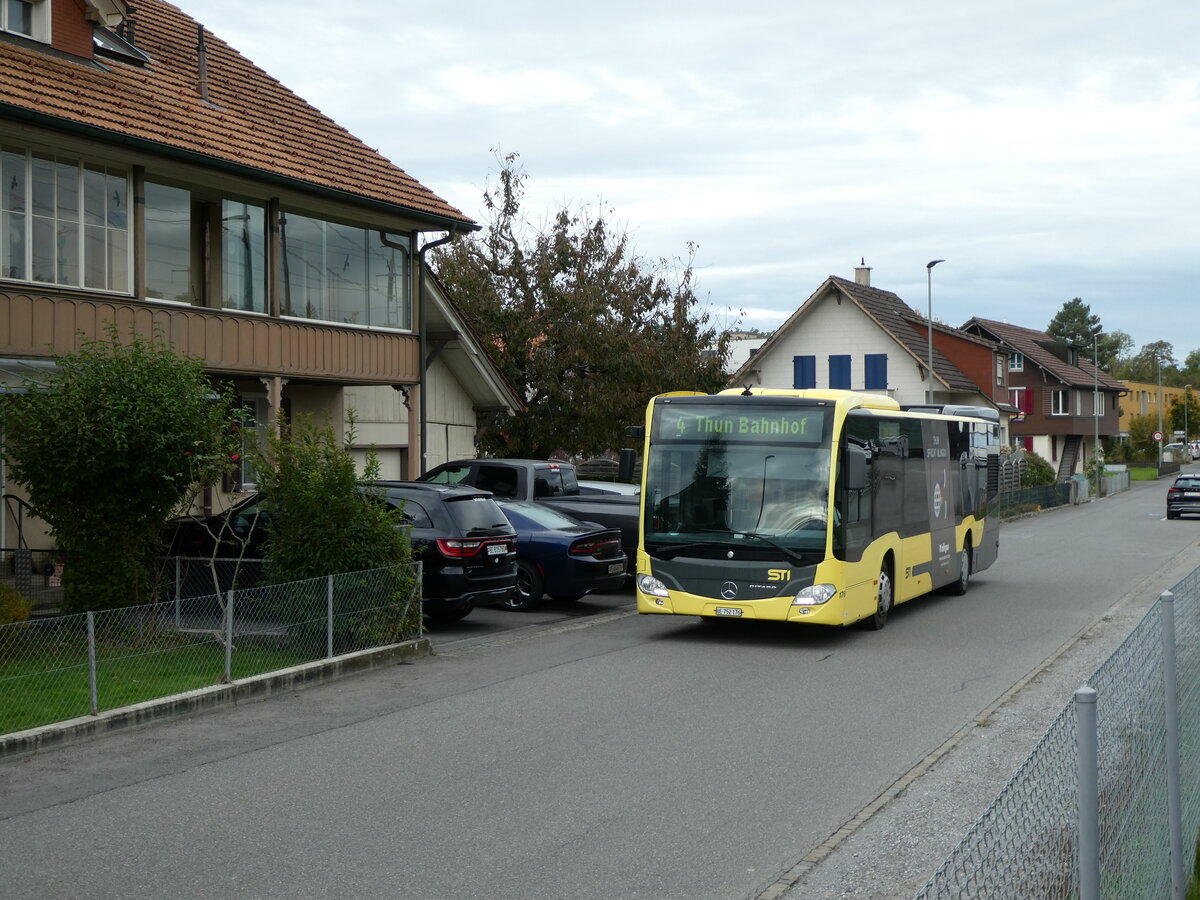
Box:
643 400 833 555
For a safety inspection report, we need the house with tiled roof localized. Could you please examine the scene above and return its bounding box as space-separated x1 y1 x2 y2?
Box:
727 265 1012 436
960 318 1125 479
0 0 519 547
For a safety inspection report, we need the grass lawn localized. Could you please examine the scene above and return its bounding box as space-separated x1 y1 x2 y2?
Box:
1129 466 1162 481
0 637 312 735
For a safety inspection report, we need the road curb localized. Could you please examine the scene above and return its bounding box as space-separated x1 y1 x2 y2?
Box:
1 637 432 760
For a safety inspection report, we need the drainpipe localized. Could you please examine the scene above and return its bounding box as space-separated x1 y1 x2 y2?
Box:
414 230 462 475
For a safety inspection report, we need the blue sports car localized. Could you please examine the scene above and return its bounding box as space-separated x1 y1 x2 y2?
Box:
496 501 628 611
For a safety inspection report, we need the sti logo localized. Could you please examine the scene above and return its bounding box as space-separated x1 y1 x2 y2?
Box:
767 569 790 582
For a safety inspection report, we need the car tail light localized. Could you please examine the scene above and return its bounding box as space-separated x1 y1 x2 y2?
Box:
569 536 620 556
436 537 513 558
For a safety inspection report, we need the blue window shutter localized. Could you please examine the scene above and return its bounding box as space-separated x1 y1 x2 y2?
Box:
793 355 816 389
829 355 851 389
864 353 888 390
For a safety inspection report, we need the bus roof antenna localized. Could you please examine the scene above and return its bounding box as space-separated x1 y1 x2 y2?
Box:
742 384 754 396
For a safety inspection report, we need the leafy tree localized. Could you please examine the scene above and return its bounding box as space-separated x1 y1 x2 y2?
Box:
1181 348 1200 383
1122 341 1177 384
1168 389 1199 442
1125 412 1159 461
1046 297 1100 348
1 330 235 612
433 152 730 458
1045 298 1123 370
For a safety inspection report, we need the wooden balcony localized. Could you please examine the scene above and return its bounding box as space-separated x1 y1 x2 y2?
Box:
0 289 420 385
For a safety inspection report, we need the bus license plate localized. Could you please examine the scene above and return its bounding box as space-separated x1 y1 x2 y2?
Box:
714 607 743 617
608 563 624 574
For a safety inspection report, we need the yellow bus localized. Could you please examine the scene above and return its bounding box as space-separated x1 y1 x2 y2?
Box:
627 388 1000 629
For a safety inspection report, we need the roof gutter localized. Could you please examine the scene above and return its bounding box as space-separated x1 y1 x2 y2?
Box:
0 102 479 233
415 230 466 474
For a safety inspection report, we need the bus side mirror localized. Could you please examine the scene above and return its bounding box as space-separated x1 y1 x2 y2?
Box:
618 447 638 483
846 445 867 491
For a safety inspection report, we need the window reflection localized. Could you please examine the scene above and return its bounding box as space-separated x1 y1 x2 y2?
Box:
221 200 265 313
280 211 410 328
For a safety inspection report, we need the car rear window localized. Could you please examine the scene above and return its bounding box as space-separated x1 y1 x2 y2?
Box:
1174 478 1200 490
444 495 510 531
502 502 583 530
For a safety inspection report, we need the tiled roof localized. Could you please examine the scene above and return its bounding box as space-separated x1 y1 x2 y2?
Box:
963 318 1126 391
732 276 983 393
828 276 981 392
0 0 475 229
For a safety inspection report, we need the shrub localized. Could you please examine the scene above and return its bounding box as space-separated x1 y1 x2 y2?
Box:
0 582 31 626
1022 451 1057 487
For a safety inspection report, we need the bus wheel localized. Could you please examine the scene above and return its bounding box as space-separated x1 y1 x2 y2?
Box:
947 543 971 596
863 562 893 630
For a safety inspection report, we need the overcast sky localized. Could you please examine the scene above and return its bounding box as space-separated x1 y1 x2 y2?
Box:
179 1 1200 362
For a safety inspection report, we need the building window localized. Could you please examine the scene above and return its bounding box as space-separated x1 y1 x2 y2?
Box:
280 211 411 329
1008 352 1024 372
829 354 851 390
1051 390 1069 415
1009 386 1030 416
2 0 48 41
995 354 1006 385
144 181 194 303
221 200 267 313
864 353 887 390
0 146 129 293
793 355 815 389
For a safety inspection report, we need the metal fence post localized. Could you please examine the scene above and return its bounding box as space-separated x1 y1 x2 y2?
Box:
1161 591 1185 899
224 590 234 683
87 610 98 716
1076 685 1100 900
416 560 424 640
327 574 334 659
174 557 182 628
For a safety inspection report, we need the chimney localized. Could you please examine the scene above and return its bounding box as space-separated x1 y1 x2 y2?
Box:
854 258 871 286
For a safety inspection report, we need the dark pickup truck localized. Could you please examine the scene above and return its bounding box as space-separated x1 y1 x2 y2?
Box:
418 459 640 564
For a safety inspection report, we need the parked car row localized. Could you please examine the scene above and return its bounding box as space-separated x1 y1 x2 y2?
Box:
162 477 634 621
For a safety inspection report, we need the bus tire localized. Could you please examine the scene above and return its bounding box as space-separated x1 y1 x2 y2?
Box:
862 560 893 630
947 541 971 596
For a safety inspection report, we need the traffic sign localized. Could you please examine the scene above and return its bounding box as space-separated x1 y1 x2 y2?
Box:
1153 431 1164 443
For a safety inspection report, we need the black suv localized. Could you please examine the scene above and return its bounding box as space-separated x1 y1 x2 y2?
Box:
363 481 517 620
1166 473 1200 520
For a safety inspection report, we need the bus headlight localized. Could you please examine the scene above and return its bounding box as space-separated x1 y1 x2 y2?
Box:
637 574 670 598
793 584 836 606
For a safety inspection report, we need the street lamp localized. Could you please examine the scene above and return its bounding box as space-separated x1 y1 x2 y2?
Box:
926 259 944 404
1157 357 1164 466
1093 331 1101 470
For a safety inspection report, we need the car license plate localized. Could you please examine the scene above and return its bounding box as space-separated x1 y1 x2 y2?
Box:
1186 492 1200 498
487 544 507 556
714 607 743 617
608 563 624 574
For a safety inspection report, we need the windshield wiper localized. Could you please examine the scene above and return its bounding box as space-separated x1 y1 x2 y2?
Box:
731 531 811 567
651 540 731 560
650 530 812 567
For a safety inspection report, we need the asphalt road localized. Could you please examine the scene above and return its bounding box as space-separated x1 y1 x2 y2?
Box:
1 474 1197 900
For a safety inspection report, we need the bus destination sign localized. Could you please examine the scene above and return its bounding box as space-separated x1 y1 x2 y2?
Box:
657 405 826 444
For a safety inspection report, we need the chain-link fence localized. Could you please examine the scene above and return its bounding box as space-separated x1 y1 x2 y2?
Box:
914 564 1200 899
0 564 421 737
998 481 1075 518
151 556 267 603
